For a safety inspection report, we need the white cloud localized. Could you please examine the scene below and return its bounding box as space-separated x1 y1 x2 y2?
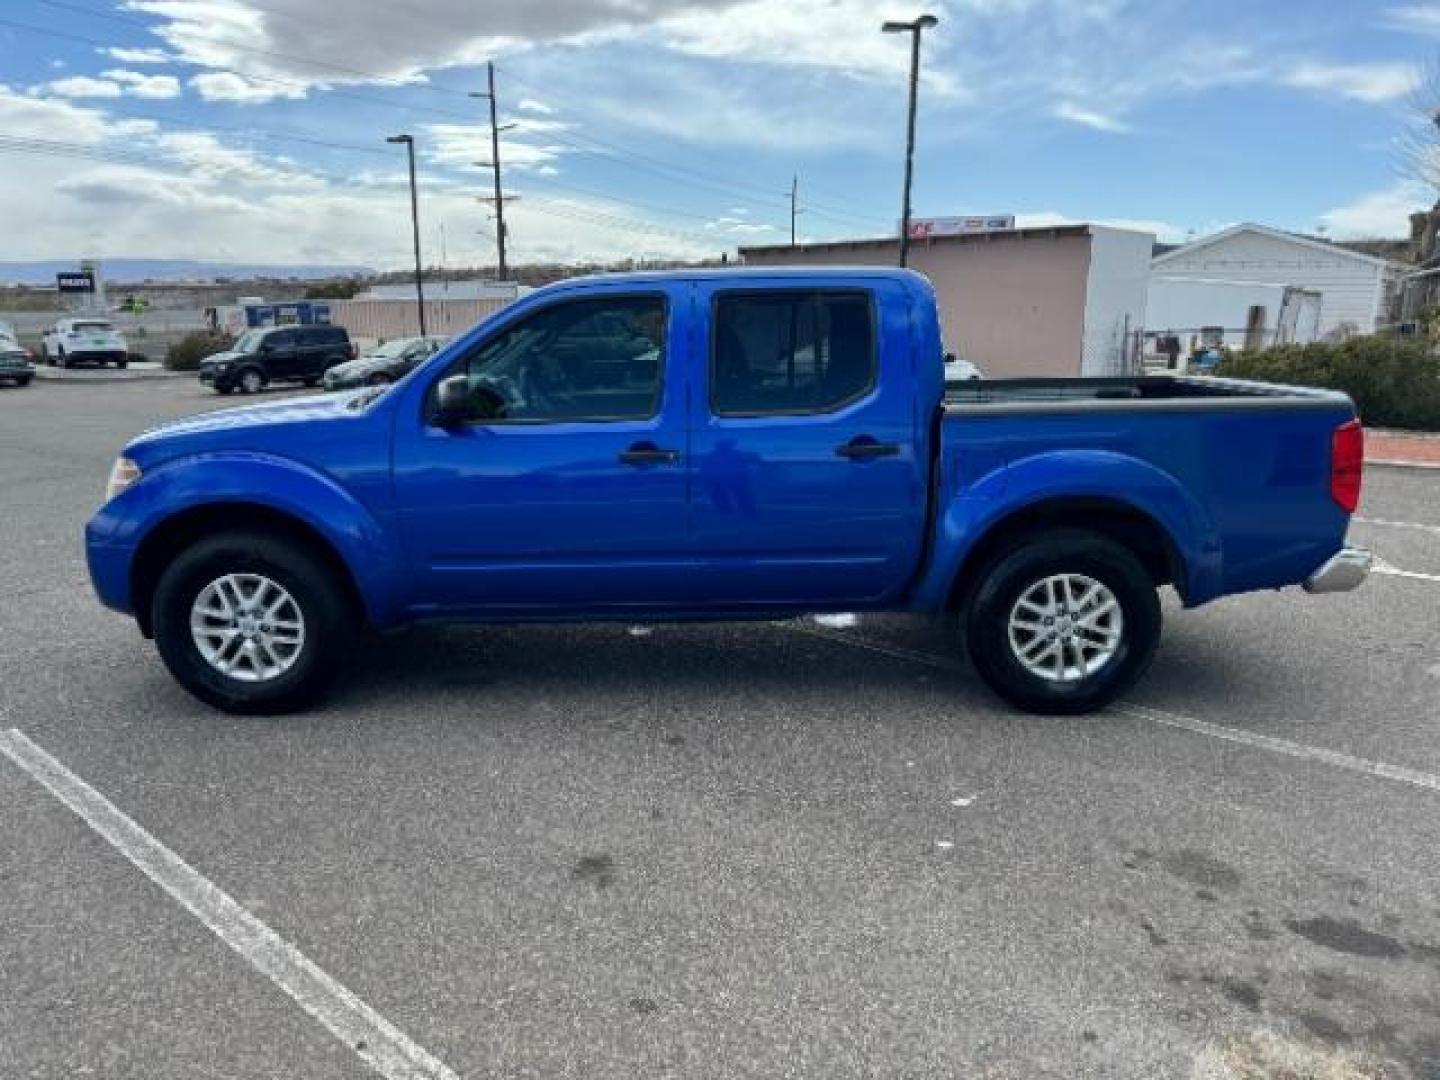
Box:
46 76 123 99
1052 101 1130 132
102 46 174 64
1284 61 1419 104
422 122 567 173
1318 180 1428 238
188 71 306 103
1381 4 1440 36
123 0 743 97
101 69 183 99
655 0 959 93
517 98 554 114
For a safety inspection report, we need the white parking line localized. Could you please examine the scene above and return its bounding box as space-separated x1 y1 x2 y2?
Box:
0 728 459 1080
1373 556 1440 584
793 624 1440 796
1119 704 1440 794
1354 515 1440 536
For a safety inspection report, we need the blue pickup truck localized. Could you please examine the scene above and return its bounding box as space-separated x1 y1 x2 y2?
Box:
87 268 1369 716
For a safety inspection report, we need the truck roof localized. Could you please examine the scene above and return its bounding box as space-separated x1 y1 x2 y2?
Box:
544 266 933 290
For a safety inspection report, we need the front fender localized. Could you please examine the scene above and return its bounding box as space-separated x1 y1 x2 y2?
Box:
912 449 1224 611
87 452 408 626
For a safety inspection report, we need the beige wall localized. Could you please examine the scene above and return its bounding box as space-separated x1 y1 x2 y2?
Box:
744 233 1093 378
328 296 511 345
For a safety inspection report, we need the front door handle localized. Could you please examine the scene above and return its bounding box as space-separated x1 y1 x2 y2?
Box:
836 437 900 460
619 442 681 466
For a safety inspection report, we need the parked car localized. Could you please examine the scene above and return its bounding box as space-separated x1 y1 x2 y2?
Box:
944 351 982 380
87 268 1369 716
197 324 354 394
42 318 128 368
0 339 34 387
322 335 447 391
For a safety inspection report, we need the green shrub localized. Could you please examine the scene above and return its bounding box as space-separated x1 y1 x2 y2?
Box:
165 331 233 371
1218 336 1440 431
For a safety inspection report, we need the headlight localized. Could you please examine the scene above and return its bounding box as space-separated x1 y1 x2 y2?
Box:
105 457 142 503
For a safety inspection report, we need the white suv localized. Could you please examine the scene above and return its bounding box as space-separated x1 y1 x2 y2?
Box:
42 318 129 369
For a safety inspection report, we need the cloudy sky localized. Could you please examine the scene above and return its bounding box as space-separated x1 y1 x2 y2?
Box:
1 0 1438 270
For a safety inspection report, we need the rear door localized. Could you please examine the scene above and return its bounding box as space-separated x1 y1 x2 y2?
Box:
688 278 927 605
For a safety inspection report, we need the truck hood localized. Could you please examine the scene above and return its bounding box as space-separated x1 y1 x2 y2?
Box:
127 391 372 456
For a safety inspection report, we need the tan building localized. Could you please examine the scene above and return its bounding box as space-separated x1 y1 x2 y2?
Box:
740 224 1154 379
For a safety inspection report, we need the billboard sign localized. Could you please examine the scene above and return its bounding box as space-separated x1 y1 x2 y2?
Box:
906 215 1015 240
56 271 96 293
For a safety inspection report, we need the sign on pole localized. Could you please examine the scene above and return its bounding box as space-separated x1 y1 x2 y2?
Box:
56 271 96 293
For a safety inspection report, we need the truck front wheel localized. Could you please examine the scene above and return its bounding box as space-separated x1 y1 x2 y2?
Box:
151 531 353 715
965 528 1161 715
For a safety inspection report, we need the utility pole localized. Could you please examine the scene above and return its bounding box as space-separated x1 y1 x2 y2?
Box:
470 62 517 281
790 174 800 247
385 133 427 336
882 15 939 269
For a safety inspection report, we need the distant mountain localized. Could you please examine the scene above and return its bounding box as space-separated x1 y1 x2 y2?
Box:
0 259 374 286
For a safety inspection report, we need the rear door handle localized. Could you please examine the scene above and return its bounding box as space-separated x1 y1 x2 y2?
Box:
619 442 681 466
836 438 900 460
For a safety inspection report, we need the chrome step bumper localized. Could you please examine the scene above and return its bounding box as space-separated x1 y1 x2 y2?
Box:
1304 546 1371 594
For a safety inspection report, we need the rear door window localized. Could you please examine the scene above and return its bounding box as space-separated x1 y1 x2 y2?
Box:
711 291 875 416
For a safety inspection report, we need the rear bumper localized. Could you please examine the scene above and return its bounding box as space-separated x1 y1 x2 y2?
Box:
1303 546 1370 594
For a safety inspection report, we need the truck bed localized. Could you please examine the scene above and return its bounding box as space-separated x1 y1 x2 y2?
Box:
944 375 1349 414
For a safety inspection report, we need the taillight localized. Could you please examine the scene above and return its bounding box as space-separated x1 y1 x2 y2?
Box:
1330 419 1363 513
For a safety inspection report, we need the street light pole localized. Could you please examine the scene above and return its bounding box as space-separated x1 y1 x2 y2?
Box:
882 14 938 269
386 133 427 336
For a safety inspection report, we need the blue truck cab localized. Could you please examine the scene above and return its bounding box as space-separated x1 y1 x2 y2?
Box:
86 268 1369 715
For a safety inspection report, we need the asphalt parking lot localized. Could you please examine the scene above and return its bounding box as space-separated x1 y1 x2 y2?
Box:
2 378 1438 1079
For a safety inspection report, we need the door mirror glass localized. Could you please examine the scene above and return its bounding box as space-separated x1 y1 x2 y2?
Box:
434 374 472 424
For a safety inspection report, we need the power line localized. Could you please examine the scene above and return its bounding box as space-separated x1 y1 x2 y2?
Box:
31 0 451 96
12 5 892 231
0 14 479 123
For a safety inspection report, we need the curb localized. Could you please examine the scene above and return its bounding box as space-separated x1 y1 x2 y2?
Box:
31 366 186 382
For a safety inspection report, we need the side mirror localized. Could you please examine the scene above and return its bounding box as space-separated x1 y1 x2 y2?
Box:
434 374 471 425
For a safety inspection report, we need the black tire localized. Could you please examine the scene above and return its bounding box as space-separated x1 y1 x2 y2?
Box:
366 372 393 386
151 531 354 714
303 377 321 388
116 357 128 369
16 376 31 387
215 384 234 395
238 367 266 394
57 348 69 369
964 528 1161 715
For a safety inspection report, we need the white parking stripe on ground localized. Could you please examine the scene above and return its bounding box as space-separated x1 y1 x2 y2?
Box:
0 728 460 1080
1354 515 1440 536
1119 704 1440 794
794 623 1440 797
1373 556 1440 584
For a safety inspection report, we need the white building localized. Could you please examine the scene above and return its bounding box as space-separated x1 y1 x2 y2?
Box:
1151 223 1405 337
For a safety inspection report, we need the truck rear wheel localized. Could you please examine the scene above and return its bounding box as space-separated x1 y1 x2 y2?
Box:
965 528 1161 715
151 531 353 715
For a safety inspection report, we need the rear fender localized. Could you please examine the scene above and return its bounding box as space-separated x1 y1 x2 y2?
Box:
912 449 1224 610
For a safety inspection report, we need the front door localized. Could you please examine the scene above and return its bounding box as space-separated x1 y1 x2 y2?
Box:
262 329 299 381
687 280 927 606
392 285 692 611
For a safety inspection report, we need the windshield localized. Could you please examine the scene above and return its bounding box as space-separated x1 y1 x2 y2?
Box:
233 330 265 353
71 321 114 333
